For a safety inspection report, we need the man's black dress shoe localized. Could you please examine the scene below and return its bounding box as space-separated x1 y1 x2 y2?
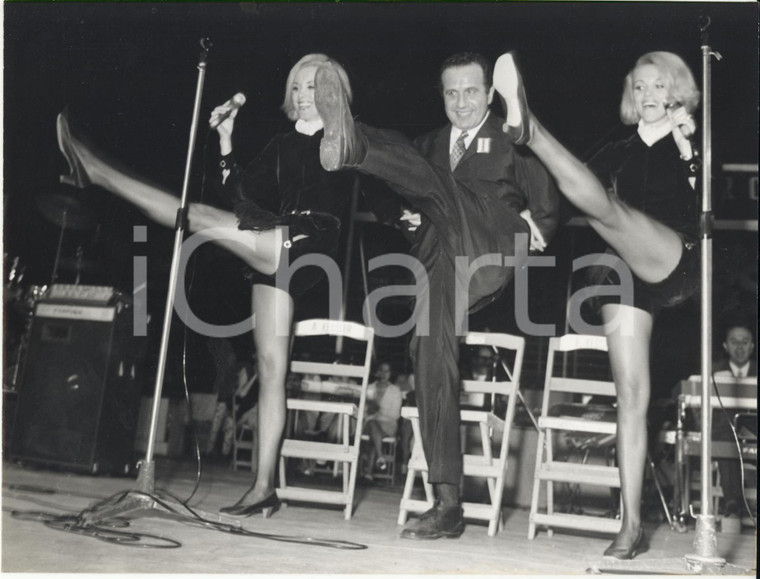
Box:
603 528 647 560
400 501 464 540
219 489 281 518
57 110 92 189
314 62 366 171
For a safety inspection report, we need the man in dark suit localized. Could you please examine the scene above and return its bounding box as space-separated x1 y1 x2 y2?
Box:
712 323 756 529
315 53 559 539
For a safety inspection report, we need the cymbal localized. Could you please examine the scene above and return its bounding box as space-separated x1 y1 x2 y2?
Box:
35 193 96 231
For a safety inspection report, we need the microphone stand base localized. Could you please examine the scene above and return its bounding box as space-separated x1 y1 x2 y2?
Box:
79 489 243 529
80 458 241 529
589 557 753 576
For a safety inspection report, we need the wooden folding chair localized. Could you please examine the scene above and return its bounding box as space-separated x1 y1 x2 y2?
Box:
277 319 374 520
398 331 525 536
528 334 622 539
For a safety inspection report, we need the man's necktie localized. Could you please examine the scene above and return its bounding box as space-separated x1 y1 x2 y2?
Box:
450 131 468 171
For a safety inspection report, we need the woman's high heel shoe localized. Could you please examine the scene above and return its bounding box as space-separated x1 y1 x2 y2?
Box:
603 528 647 560
493 52 533 146
56 110 92 189
219 489 281 518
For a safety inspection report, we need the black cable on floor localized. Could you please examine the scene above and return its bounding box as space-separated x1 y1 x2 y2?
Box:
9 510 182 549
5 485 368 550
143 488 368 550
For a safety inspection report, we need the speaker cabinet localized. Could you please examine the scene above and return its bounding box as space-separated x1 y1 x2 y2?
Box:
10 301 146 475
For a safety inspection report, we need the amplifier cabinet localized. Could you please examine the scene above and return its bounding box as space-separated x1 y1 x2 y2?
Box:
10 301 146 475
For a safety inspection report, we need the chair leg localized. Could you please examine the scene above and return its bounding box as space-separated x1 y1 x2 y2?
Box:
477 422 498 502
528 428 546 540
545 429 555 537
345 444 361 520
398 465 416 525
421 470 434 504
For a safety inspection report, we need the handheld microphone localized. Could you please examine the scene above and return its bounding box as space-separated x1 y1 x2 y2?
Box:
665 101 694 138
210 93 247 129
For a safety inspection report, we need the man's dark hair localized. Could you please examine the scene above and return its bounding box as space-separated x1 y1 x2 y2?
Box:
439 52 493 91
723 321 755 342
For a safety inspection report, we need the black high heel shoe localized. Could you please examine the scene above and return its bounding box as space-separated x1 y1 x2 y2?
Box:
220 489 281 518
56 110 92 189
493 52 533 146
603 528 647 560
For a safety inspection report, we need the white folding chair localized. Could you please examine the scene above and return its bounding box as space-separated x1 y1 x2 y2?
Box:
277 319 374 520
528 334 622 539
398 331 525 536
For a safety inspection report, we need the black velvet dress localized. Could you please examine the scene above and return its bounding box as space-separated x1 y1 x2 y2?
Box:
218 129 354 296
585 128 700 316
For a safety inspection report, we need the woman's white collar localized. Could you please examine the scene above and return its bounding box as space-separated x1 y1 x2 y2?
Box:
295 119 324 136
637 119 671 146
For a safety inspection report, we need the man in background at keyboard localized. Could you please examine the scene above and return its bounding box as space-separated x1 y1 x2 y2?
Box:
712 322 756 532
714 324 756 380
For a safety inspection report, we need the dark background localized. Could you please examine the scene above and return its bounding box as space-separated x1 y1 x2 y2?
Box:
3 2 758 394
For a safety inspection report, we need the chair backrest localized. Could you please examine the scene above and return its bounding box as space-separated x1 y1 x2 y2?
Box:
541 334 616 417
290 319 374 378
461 332 526 407
289 319 375 427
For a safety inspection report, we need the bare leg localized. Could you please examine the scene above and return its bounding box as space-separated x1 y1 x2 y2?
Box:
66 133 282 275
247 283 293 502
493 55 683 284
527 120 682 284
602 303 652 551
366 420 385 462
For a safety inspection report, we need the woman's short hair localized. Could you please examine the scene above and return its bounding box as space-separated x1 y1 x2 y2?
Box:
619 51 700 125
282 53 353 121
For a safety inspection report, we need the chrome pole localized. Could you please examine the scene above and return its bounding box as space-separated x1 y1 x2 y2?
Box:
687 16 725 570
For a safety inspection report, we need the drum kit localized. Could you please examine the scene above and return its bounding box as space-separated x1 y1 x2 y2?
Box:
4 191 100 389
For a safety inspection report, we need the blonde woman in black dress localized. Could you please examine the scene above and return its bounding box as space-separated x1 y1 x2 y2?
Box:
56 53 356 518
494 51 700 559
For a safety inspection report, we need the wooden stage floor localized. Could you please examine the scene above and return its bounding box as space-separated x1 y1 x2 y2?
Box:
1 456 756 575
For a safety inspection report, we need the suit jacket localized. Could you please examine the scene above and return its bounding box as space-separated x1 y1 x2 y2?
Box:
413 111 560 244
713 358 758 378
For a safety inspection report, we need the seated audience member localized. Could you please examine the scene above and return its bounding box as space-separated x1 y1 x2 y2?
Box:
292 371 360 476
363 362 403 479
712 322 757 529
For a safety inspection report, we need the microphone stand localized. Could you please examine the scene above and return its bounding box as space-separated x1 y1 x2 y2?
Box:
592 16 751 576
685 16 725 572
80 38 240 529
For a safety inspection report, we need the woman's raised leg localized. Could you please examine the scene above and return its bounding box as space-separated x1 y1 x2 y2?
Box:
602 303 652 557
493 54 684 284
525 119 683 284
57 113 282 274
